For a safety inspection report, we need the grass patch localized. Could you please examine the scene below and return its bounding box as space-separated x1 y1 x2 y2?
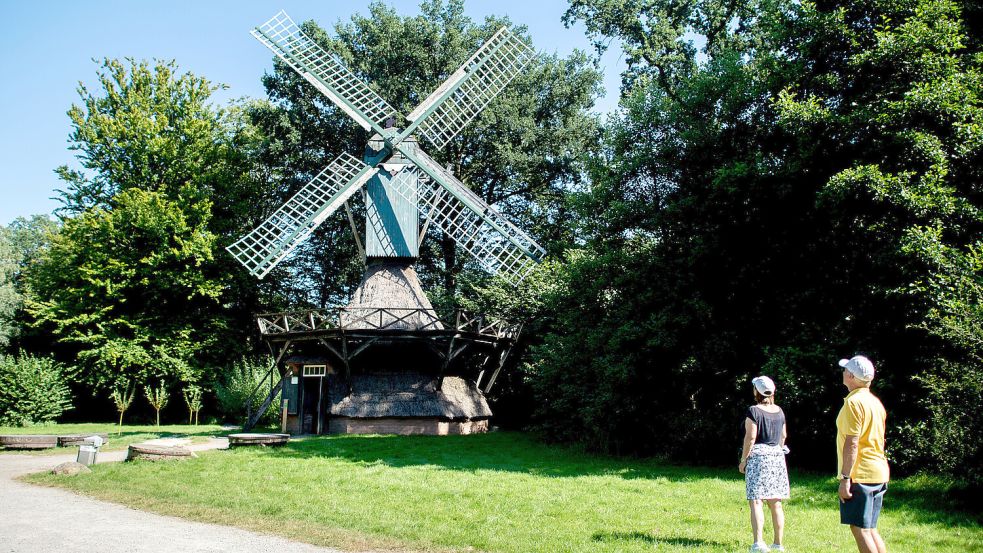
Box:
26 432 982 552
0 423 231 454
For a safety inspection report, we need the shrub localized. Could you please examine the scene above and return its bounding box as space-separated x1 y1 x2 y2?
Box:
214 356 278 425
0 353 73 426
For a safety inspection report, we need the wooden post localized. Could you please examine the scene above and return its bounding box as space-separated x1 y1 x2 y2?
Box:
281 400 289 434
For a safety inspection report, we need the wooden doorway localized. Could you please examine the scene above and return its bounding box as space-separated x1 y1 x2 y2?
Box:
301 365 328 434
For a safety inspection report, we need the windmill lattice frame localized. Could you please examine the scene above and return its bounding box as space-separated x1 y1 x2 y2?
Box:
228 10 545 284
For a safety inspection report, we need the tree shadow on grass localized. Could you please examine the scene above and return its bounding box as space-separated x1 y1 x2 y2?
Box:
592 530 732 549
270 431 719 482
787 471 983 528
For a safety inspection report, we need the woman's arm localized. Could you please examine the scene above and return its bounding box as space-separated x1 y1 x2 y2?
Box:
780 422 787 448
739 418 757 473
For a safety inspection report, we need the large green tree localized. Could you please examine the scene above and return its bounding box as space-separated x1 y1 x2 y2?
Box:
530 0 982 477
28 59 275 391
248 0 602 306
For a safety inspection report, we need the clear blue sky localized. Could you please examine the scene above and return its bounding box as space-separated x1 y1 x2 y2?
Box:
0 0 625 225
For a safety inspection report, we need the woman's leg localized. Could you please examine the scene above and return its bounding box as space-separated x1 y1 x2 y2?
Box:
766 499 784 545
749 499 764 544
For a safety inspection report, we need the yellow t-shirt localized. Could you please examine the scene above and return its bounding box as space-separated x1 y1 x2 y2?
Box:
836 387 890 483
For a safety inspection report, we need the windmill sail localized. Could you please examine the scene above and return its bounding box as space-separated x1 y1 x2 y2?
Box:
252 10 397 134
227 153 376 279
401 26 535 149
388 148 546 283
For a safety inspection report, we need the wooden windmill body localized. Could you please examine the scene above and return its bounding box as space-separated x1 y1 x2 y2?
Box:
229 11 543 434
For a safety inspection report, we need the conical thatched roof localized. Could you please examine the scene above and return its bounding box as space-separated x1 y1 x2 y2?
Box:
341 261 443 330
328 373 491 420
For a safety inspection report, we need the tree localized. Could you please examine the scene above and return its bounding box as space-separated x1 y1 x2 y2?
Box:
536 0 983 478
249 0 602 305
28 188 223 389
110 380 136 435
0 228 17 349
27 58 277 392
182 384 203 425
0 216 58 348
145 381 169 427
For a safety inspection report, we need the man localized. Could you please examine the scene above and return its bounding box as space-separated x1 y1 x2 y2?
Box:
836 355 890 553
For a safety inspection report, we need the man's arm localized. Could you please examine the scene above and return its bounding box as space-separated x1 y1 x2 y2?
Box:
839 435 860 500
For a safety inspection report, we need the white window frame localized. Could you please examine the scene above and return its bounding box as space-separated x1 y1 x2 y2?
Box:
303 364 327 377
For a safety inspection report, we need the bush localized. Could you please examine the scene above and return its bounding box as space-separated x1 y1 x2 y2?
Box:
0 353 73 426
214 356 279 425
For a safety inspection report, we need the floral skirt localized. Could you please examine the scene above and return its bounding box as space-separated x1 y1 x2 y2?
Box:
745 443 790 500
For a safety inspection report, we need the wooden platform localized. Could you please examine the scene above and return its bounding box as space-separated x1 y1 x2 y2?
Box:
228 433 290 447
57 433 110 447
0 435 59 450
126 444 197 461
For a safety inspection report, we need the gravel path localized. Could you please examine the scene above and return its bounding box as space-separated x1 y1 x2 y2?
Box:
0 439 344 553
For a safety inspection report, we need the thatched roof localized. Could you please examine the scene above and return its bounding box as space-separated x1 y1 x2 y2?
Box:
342 261 444 330
328 373 491 420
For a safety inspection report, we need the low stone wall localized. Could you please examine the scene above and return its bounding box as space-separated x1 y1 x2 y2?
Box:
327 417 489 435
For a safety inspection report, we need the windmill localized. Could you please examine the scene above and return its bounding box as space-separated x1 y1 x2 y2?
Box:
230 11 544 435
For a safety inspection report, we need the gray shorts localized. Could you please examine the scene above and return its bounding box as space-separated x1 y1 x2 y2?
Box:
840 482 887 528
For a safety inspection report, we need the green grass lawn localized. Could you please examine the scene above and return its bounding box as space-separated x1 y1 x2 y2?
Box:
0 423 231 454
25 432 982 552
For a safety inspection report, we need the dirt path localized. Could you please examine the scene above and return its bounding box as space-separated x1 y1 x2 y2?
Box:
0 439 344 553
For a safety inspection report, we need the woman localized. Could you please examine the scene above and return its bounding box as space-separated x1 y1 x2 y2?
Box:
739 375 789 552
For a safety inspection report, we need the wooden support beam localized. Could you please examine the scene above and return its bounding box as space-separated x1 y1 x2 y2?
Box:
483 344 512 394
344 200 366 261
349 337 380 359
247 340 292 426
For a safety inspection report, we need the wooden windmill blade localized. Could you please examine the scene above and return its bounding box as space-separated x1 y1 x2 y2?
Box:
226 153 377 279
398 26 536 149
252 11 398 134
389 148 546 284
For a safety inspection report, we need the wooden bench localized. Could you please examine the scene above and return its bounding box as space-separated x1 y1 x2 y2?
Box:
228 433 290 447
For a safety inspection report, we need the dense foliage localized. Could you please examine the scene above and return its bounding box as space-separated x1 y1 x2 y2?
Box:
0 216 58 348
514 0 981 479
214 356 279 425
0 354 73 426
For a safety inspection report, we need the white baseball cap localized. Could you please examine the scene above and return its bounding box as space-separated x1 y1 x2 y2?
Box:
839 355 875 382
752 375 776 396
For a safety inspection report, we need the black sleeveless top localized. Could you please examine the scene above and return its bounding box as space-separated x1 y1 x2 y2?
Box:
745 405 785 446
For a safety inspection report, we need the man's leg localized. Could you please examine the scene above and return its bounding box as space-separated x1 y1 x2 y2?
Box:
850 526 879 553
870 528 887 553
766 499 784 545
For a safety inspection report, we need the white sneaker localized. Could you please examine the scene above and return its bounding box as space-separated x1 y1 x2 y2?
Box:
770 545 786 552
750 543 770 553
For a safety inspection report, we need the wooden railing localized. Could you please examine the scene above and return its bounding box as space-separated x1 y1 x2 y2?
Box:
256 307 521 340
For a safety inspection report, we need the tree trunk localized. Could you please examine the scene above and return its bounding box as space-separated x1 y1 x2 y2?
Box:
441 233 457 296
